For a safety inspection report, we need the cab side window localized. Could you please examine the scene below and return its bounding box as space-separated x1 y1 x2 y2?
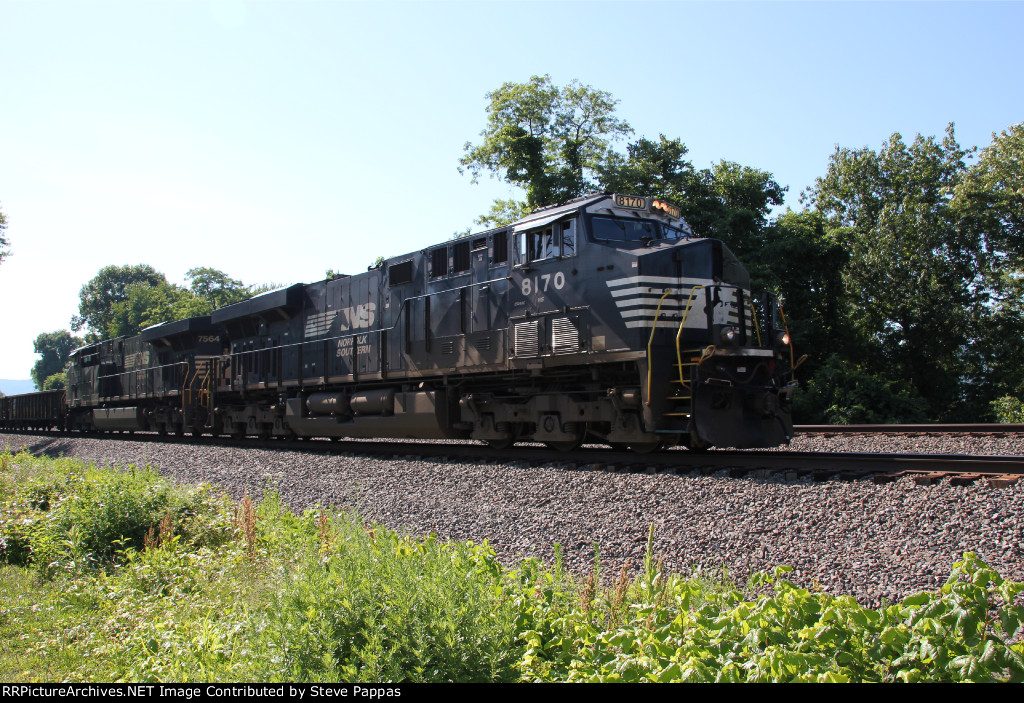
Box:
514 217 577 264
528 226 558 261
561 220 576 257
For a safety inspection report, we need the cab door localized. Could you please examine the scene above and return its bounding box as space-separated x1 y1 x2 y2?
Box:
470 236 490 333
384 259 416 376
508 216 581 358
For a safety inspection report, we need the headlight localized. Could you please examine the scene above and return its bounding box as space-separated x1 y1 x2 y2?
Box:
774 330 791 347
720 326 739 345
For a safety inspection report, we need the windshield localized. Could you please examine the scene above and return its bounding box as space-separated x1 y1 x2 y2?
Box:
590 216 687 243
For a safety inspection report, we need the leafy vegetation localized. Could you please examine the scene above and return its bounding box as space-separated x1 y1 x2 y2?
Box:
31 330 83 391
1 449 1021 683
991 396 1024 423
459 74 632 226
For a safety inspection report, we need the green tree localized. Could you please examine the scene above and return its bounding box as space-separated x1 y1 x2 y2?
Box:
74 264 277 339
991 396 1024 423
31 330 84 390
460 75 632 224
71 265 167 339
106 281 200 338
794 354 929 424
806 125 980 419
185 267 257 309
954 122 1024 286
760 210 851 378
42 372 67 391
597 134 786 285
473 199 532 229
597 135 698 217
697 160 787 258
0 200 9 267
952 124 1024 413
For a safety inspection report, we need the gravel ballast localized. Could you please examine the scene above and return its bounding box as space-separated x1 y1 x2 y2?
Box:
4 431 1022 606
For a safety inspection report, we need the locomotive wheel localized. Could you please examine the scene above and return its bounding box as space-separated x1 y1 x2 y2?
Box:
545 439 583 452
485 437 517 451
607 442 630 452
544 423 587 452
627 439 664 454
682 433 710 453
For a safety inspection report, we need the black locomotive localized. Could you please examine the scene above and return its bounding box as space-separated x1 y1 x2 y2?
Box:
2 193 797 452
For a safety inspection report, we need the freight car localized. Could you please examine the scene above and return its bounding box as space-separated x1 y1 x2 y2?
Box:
1 193 798 452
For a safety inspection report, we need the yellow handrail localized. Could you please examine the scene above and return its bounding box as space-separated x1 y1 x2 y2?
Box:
644 285 719 407
180 361 191 413
747 299 763 347
645 288 676 406
675 286 706 388
197 364 211 408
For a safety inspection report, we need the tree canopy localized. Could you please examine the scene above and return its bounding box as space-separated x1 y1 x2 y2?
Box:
806 125 981 418
598 135 786 268
460 75 632 225
186 267 258 310
71 264 167 340
72 265 275 339
31 330 83 390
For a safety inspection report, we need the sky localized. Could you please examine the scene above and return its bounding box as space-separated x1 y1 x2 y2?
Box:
1 0 1022 383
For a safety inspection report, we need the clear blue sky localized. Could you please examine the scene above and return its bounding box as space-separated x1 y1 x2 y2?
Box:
1 0 1022 382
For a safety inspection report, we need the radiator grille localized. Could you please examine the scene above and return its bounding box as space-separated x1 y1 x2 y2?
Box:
514 320 540 357
551 316 580 354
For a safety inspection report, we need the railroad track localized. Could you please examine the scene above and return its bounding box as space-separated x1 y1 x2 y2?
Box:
5 429 1023 487
796 423 1024 434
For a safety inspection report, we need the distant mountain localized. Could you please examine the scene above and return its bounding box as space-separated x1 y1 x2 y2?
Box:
0 379 36 396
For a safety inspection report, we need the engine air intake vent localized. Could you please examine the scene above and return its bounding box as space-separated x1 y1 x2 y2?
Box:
551 316 580 354
514 320 540 357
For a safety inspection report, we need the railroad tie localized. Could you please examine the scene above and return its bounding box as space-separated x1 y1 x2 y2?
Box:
987 474 1022 489
949 473 982 487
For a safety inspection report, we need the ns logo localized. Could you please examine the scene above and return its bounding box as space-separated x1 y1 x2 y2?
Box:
345 303 376 330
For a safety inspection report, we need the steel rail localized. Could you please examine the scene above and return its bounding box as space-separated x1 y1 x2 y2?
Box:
5 430 1023 482
795 423 1024 434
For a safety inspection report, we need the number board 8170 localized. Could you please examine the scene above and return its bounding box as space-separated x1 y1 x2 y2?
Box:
613 194 647 210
